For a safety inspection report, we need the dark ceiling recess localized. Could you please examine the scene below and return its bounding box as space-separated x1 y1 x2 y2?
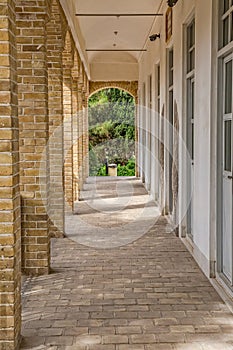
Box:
167 0 178 7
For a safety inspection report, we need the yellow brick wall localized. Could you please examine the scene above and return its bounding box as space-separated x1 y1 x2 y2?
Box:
63 31 74 212
0 0 89 347
47 0 67 238
16 0 50 276
72 54 79 202
0 0 21 348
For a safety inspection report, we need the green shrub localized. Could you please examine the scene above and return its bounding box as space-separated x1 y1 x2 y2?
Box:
117 158 135 176
89 88 136 176
97 164 108 176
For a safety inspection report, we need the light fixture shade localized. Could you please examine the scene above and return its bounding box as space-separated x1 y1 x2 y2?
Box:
167 0 178 7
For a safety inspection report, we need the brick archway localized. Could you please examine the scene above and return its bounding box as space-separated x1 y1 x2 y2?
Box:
89 81 138 101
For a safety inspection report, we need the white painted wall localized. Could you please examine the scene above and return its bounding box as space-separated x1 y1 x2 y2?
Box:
138 0 214 277
193 0 212 271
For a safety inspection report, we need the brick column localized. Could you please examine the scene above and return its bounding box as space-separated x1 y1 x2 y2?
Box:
81 69 87 184
0 0 21 348
86 77 89 178
72 57 79 202
77 86 83 191
16 0 50 275
83 74 89 179
47 0 65 237
81 94 86 185
135 96 140 177
63 35 74 211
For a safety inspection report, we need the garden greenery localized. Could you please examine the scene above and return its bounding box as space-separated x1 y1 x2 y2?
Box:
89 88 136 176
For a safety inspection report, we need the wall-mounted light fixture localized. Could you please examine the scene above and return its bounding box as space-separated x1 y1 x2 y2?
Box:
167 0 178 7
149 34 160 41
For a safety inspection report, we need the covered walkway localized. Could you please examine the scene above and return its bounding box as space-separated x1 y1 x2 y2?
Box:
21 178 233 350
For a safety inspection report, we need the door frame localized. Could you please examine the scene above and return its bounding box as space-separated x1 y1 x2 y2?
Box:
217 51 233 288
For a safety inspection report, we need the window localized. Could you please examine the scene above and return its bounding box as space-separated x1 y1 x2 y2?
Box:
168 49 174 132
142 82 146 106
186 19 195 163
224 119 232 171
217 1 233 287
223 56 232 172
149 75 152 110
185 18 195 237
167 48 174 214
169 49 174 87
157 65 160 114
187 20 195 73
225 59 232 114
168 48 174 130
219 0 233 48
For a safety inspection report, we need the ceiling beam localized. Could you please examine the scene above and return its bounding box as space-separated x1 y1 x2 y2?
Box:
76 13 163 17
86 49 147 52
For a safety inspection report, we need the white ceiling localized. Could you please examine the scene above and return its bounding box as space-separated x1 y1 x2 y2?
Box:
73 0 162 63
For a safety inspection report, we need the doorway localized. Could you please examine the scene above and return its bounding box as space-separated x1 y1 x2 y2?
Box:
218 53 233 285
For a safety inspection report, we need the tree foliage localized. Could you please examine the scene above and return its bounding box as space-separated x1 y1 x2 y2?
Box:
89 88 135 176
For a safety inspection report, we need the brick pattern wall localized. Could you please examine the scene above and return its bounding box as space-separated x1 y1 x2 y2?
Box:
62 33 89 212
16 0 50 275
80 64 86 185
0 0 21 348
84 75 89 179
47 0 67 237
63 31 74 212
77 87 83 190
72 55 79 202
0 0 89 347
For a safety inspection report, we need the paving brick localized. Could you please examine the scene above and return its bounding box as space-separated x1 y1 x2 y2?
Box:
103 335 128 344
118 345 145 350
45 336 74 346
20 178 233 350
130 334 157 344
116 326 142 334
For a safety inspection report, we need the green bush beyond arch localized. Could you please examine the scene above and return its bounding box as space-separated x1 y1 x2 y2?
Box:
88 88 136 176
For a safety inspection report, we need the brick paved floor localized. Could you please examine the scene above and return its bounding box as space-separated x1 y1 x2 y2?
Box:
21 177 233 350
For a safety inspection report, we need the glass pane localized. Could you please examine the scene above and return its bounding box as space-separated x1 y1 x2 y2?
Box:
224 120 232 171
149 75 152 106
223 17 229 46
225 60 232 114
188 22 195 48
190 23 194 47
158 66 160 96
191 80 195 119
169 68 173 87
191 123 194 161
188 49 195 73
169 90 173 124
169 49 173 70
224 0 229 13
143 83 146 106
188 24 192 49
192 23 195 49
231 12 233 41
187 52 190 72
169 50 173 87
191 49 195 71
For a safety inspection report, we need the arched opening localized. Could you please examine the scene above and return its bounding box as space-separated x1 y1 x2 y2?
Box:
88 88 136 177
